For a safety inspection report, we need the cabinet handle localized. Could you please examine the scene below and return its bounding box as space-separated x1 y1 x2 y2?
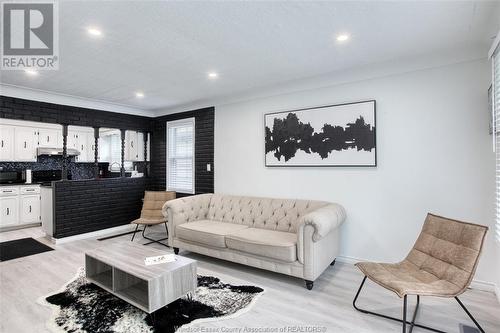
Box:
47 136 49 142
6 208 9 215
1 140 3 147
24 141 27 148
3 190 12 193
26 189 34 192
29 205 32 213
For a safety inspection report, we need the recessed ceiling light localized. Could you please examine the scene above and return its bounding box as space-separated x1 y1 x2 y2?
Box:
207 72 218 79
336 34 350 42
87 27 102 37
24 69 38 76
135 91 145 98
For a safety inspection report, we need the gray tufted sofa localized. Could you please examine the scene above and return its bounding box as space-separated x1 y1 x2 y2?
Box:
162 193 346 289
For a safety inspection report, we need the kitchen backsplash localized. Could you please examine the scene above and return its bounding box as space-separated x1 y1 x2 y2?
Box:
0 155 95 180
0 156 148 180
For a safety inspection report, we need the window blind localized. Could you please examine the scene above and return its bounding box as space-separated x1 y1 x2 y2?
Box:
167 118 195 194
494 46 500 242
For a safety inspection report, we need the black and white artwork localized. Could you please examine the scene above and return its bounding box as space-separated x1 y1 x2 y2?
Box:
265 100 376 167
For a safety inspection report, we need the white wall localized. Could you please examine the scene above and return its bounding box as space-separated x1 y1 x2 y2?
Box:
215 59 496 285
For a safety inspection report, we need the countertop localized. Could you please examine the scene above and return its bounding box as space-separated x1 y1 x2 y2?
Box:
0 182 42 187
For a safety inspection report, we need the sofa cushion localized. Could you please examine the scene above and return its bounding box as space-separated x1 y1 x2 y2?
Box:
207 194 328 233
176 220 249 248
226 228 297 262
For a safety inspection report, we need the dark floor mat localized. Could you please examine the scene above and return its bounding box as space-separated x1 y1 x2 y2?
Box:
0 237 54 261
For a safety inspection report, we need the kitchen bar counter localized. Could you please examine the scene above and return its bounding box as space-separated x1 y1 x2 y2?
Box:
51 177 151 239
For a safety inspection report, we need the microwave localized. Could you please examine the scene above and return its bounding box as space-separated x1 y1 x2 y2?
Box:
0 171 25 184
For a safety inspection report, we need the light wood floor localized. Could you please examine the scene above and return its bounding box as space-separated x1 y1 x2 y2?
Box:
1 226 499 333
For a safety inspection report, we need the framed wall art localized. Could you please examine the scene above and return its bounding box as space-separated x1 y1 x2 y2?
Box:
264 100 376 167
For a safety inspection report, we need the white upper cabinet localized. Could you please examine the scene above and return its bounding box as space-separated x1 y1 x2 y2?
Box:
125 130 138 161
37 128 61 148
0 125 15 161
124 130 149 162
15 127 37 161
68 126 94 162
137 132 145 161
87 133 98 162
147 132 150 162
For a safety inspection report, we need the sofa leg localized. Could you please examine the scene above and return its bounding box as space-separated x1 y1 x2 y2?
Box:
173 247 179 255
305 280 314 290
330 259 336 266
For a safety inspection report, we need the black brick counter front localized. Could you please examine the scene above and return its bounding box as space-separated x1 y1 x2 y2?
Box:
53 178 151 238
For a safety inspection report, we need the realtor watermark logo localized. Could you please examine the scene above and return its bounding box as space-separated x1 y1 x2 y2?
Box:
1 1 59 70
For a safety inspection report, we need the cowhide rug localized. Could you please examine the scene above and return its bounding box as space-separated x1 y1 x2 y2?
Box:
39 268 263 333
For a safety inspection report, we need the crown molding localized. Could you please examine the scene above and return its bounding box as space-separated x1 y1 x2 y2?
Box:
0 84 155 117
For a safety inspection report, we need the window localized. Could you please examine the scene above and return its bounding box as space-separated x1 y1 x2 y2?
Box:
492 37 500 243
167 118 195 194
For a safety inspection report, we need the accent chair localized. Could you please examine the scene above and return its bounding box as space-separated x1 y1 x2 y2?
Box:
131 191 176 247
353 213 488 333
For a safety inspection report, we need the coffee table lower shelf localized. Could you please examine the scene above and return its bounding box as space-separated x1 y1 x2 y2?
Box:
85 249 196 313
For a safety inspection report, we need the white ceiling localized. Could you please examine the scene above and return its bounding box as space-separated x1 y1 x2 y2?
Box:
0 1 499 115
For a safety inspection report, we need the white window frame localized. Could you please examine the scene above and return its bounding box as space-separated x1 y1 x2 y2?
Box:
489 30 500 243
166 118 195 194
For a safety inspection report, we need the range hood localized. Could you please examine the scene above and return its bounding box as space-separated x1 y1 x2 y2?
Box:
37 147 80 156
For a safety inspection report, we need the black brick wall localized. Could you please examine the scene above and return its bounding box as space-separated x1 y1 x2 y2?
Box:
53 178 150 238
0 95 152 131
151 107 214 195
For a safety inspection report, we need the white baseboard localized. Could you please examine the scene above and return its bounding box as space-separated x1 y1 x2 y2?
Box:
48 224 135 244
336 255 497 294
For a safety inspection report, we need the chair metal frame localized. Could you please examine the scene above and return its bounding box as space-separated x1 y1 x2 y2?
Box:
131 222 169 248
353 276 486 333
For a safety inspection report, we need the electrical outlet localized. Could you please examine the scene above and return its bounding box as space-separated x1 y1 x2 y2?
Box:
207 163 211 172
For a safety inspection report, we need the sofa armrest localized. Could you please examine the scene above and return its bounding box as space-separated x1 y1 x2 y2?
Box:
299 204 346 242
162 194 213 242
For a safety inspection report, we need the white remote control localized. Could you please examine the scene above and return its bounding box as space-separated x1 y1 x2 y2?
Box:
144 254 176 266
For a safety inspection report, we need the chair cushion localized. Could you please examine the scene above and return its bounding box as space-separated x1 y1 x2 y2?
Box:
356 261 462 298
131 218 166 225
176 220 249 248
226 228 297 262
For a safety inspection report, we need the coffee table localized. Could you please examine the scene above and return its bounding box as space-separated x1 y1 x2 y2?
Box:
85 242 197 313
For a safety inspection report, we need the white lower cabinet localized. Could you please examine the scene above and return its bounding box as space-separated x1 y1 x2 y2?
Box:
0 197 19 227
20 195 41 223
0 185 41 229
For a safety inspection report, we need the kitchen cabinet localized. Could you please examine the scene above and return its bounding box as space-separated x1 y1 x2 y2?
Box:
69 128 95 162
137 132 145 161
146 133 150 161
0 125 15 161
41 187 53 236
20 195 41 223
0 196 19 227
37 128 61 148
0 185 41 230
87 133 98 162
15 127 37 161
125 131 150 162
125 130 138 161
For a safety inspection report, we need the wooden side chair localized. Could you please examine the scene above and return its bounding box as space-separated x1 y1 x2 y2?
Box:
353 213 488 333
131 191 176 247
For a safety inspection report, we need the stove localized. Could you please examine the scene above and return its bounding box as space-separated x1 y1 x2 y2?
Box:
32 170 71 185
